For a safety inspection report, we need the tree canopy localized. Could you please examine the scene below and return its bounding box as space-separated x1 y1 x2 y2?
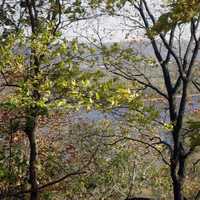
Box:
0 1 200 200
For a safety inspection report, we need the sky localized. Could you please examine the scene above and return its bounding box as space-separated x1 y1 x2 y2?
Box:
65 0 167 42
64 0 191 44
64 2 149 43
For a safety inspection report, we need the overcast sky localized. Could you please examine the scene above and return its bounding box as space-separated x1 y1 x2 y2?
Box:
64 0 164 42
64 0 191 44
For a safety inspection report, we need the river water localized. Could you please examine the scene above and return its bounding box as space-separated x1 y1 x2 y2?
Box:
77 95 200 146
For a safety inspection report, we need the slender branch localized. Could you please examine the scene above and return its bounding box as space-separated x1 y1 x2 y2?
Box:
164 26 176 65
106 136 170 166
142 0 155 24
142 0 183 79
25 0 36 34
136 1 174 96
182 20 195 69
193 158 200 167
195 190 200 200
38 171 86 191
0 139 101 198
184 146 196 159
109 67 168 98
52 0 62 35
186 37 200 79
0 171 86 198
192 80 200 93
173 76 182 93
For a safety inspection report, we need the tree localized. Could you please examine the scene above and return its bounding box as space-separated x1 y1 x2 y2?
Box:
0 1 139 200
87 0 200 199
1 1 200 199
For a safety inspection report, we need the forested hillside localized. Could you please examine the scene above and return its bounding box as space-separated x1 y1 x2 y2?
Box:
0 1 200 200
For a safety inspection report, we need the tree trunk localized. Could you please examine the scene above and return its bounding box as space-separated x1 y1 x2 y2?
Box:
172 179 184 200
26 115 38 200
171 151 186 200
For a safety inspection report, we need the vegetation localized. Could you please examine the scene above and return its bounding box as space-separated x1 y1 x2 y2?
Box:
0 1 200 200
92 1 200 200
